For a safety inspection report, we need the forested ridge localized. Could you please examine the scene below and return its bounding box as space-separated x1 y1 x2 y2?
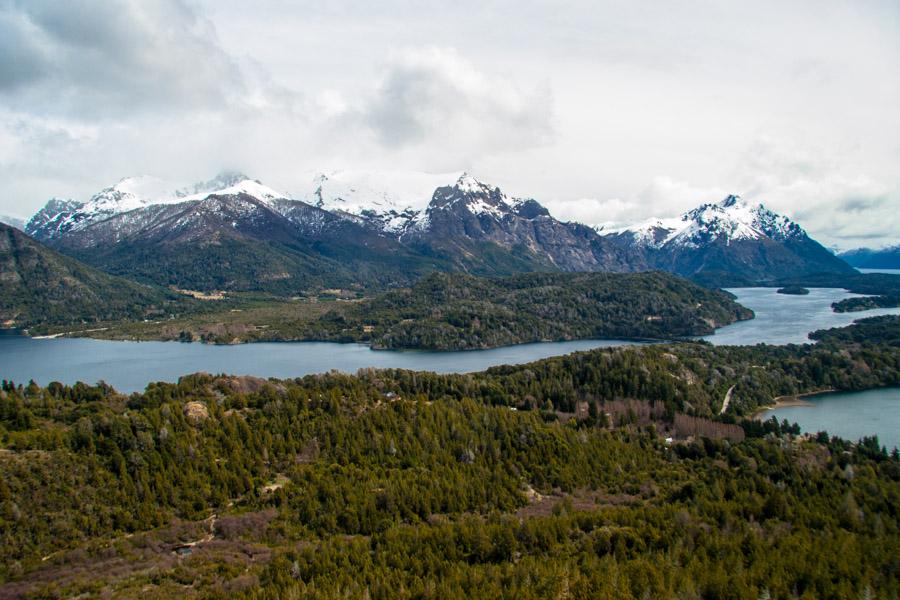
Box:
307 271 753 350
1 317 899 597
0 223 193 329
101 271 750 349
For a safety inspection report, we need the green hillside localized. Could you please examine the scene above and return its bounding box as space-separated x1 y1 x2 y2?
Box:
0 223 190 330
308 271 754 349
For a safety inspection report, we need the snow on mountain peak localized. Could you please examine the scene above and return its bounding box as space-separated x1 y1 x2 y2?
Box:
26 173 293 240
455 172 498 196
719 194 743 208
180 178 288 203
178 170 251 197
616 195 804 249
297 169 464 233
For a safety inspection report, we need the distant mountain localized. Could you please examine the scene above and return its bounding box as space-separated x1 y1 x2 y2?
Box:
838 245 900 270
604 194 854 282
297 169 462 234
24 172 852 292
401 174 638 274
0 215 24 230
26 174 442 293
0 223 184 330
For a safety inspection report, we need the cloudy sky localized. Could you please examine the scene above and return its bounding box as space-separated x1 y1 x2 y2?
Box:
1 0 898 249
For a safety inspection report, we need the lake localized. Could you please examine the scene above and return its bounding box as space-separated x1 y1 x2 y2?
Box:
760 388 900 450
2 286 899 393
858 268 900 275
0 335 639 394
703 287 900 346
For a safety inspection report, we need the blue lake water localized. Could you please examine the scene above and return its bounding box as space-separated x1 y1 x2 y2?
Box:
703 287 900 346
760 388 900 450
858 268 900 275
0 334 638 394
2 286 899 395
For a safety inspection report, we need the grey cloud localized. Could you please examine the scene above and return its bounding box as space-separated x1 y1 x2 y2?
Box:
837 195 888 214
0 10 50 91
0 0 247 116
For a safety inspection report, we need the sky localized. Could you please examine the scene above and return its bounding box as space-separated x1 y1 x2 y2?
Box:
1 0 898 249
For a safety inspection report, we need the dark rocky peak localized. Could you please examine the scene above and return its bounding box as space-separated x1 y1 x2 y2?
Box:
428 173 512 216
513 198 551 219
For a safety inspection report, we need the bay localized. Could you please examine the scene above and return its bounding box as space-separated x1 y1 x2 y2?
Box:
703 287 900 346
760 388 900 451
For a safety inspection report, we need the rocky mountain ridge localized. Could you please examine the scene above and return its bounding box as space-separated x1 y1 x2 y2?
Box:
22 171 854 291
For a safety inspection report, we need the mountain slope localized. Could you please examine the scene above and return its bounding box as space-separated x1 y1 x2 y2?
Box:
401 174 640 274
839 245 900 270
0 223 186 329
23 172 853 290
28 176 445 293
606 195 854 281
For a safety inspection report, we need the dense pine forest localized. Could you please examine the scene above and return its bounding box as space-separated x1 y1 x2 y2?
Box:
86 271 753 349
1 316 899 598
311 272 753 350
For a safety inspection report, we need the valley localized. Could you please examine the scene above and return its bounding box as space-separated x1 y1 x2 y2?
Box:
4 173 900 600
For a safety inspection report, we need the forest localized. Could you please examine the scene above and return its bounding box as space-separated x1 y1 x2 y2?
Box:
1 316 899 598
832 295 900 313
83 271 754 349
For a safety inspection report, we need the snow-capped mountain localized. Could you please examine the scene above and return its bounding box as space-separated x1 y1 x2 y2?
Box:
403 173 637 273
26 173 293 242
606 194 853 281
612 195 804 249
24 172 436 292
21 170 854 292
295 169 463 233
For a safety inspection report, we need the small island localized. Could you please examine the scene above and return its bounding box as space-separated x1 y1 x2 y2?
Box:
777 285 810 295
832 294 900 313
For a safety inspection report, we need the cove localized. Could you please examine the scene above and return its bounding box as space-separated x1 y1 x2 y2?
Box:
702 287 900 346
759 388 900 451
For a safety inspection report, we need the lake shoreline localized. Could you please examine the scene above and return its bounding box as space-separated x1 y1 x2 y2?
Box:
751 389 836 420
10 326 660 353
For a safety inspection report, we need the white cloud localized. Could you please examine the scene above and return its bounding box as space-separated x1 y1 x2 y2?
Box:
0 0 299 118
362 47 553 158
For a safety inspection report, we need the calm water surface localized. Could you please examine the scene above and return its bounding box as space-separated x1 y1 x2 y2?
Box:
761 388 900 450
703 287 900 346
858 268 900 275
0 335 637 394
2 286 899 394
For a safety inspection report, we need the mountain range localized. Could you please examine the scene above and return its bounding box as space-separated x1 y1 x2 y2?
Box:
22 170 854 293
0 214 24 231
838 245 900 270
